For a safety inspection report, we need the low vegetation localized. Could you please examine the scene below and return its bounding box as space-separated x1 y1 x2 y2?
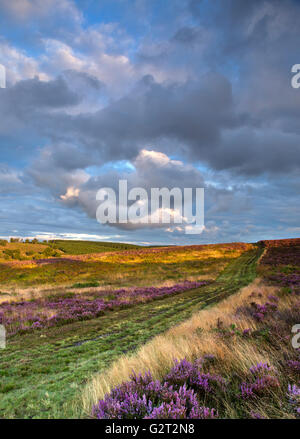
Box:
0 239 141 262
83 242 300 419
0 239 298 419
48 240 141 255
1 281 209 336
0 242 259 418
0 242 251 288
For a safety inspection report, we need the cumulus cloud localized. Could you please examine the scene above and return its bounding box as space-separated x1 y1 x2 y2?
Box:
40 38 135 97
50 72 239 165
0 41 49 84
29 148 204 228
0 0 300 243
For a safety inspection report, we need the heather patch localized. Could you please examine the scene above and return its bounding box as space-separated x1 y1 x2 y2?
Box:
92 366 220 419
0 281 208 336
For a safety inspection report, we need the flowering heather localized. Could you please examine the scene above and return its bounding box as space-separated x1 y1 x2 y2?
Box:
260 245 300 266
92 369 219 419
144 385 218 419
164 358 226 396
240 375 280 399
249 362 273 376
92 355 292 419
0 280 208 336
258 239 300 249
189 406 218 419
250 411 265 419
249 301 278 321
287 384 300 417
286 360 300 373
268 273 300 293
287 383 300 397
145 400 218 419
240 363 279 399
260 245 300 295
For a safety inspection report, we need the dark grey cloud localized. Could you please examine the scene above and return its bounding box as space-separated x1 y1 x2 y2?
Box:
68 73 238 161
0 71 239 169
31 73 300 177
0 75 81 133
0 0 300 243
62 70 104 91
172 26 203 45
2 0 300 176
11 76 80 109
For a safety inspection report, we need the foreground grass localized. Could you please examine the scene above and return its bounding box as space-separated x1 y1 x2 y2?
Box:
0 248 261 418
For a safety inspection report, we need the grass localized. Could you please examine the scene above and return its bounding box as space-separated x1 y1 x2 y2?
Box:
0 243 251 289
48 240 142 255
84 279 299 419
82 245 300 419
0 240 143 262
0 246 262 418
0 242 51 261
71 281 100 289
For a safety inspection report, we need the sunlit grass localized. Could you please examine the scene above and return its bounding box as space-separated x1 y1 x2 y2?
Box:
0 246 260 418
0 243 253 289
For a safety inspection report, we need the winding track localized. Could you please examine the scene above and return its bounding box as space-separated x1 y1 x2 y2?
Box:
0 247 263 418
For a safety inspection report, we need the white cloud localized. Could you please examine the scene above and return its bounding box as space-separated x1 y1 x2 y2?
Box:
0 41 49 84
60 186 80 201
28 38 135 97
135 149 183 168
32 232 122 241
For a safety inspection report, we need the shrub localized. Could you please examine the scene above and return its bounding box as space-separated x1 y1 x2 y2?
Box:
92 370 219 419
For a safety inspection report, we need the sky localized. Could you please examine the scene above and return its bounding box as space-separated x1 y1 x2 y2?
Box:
0 0 299 245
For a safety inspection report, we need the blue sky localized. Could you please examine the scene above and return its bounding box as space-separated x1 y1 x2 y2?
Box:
0 0 299 245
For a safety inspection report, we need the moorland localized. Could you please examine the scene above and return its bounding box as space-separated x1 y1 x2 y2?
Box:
0 238 299 419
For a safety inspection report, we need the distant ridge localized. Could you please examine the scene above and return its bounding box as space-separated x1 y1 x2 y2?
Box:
258 237 300 247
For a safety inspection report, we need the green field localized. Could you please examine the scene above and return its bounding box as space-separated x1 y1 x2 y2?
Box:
0 239 143 262
0 243 249 289
0 247 262 418
48 240 142 255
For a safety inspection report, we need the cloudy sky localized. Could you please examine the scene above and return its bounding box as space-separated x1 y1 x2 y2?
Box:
0 0 299 245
